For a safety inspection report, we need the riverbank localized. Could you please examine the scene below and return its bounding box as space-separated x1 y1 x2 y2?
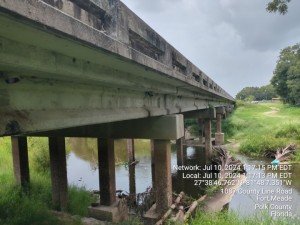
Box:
0 137 97 225
223 101 300 162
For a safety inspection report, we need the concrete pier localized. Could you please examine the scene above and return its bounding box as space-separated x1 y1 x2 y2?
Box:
176 137 184 166
49 137 68 211
198 119 204 144
98 138 116 206
88 138 128 222
204 118 212 160
11 136 30 186
153 140 172 215
150 140 156 190
215 107 225 145
127 139 136 195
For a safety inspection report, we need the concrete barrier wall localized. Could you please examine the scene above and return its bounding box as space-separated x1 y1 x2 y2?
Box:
40 0 233 101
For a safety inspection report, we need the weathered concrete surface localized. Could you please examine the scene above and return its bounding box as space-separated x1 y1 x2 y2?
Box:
11 136 30 186
176 138 184 166
215 111 224 145
153 140 172 215
0 0 235 136
127 139 136 195
98 138 116 206
88 199 128 222
49 137 68 211
28 115 184 140
184 108 216 119
204 119 212 160
150 140 156 190
143 203 159 224
215 133 224 146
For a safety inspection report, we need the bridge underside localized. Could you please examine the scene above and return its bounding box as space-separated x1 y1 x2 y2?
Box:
0 0 235 221
0 7 231 136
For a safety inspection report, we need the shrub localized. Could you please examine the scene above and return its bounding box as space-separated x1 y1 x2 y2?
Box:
0 185 59 225
68 186 95 216
28 137 50 173
240 135 286 156
276 124 300 139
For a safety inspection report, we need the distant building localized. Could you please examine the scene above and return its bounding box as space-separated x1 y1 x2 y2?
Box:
271 97 281 103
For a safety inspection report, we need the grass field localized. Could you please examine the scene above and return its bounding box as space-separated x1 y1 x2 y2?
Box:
0 137 95 225
223 101 300 161
190 211 299 225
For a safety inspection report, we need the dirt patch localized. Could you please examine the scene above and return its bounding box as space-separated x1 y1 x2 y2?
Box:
53 211 110 225
263 107 280 116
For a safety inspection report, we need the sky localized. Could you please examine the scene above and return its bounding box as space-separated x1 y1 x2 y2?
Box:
121 0 300 97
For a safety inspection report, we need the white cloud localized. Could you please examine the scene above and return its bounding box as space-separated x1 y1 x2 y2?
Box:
121 0 300 97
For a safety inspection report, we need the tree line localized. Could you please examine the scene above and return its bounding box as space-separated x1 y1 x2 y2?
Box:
236 43 300 106
236 85 277 102
271 44 300 105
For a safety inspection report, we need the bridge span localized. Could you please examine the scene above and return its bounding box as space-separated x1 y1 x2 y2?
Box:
0 0 235 222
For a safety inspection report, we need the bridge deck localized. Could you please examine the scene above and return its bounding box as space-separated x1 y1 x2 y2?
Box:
0 0 234 136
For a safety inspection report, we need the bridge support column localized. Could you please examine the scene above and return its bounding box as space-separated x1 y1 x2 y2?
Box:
204 119 212 160
198 119 204 144
98 138 116 206
11 136 30 187
150 140 156 190
215 107 225 146
49 137 68 211
127 139 136 195
153 140 172 215
89 138 127 222
176 137 184 166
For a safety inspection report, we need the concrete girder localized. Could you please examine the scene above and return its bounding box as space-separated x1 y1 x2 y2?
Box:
0 35 230 136
0 2 233 102
183 108 216 119
26 115 184 140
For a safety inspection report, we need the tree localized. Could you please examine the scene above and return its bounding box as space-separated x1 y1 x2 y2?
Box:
271 44 300 105
266 0 291 15
244 95 255 102
236 85 277 101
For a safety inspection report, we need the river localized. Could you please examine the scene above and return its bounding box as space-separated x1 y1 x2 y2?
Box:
66 138 300 218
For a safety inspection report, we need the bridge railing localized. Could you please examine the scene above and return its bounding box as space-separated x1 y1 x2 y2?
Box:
38 0 233 101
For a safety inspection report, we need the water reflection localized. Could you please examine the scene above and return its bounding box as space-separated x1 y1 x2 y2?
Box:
172 146 209 198
229 154 300 218
66 138 300 218
67 138 207 197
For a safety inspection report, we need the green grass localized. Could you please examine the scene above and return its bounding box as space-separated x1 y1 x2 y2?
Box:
0 137 95 225
190 210 299 225
223 102 300 159
68 186 95 216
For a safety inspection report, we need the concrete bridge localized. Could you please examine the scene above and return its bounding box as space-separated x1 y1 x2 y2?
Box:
0 0 235 222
